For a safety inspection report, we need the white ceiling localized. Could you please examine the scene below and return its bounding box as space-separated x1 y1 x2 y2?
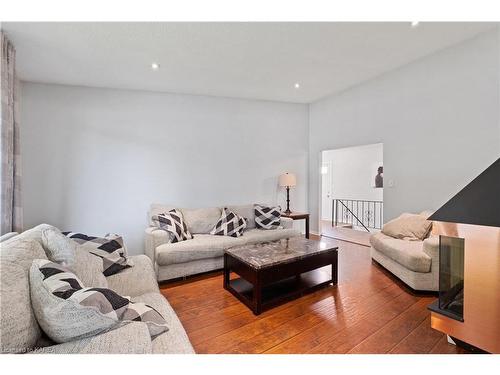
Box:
3 22 497 103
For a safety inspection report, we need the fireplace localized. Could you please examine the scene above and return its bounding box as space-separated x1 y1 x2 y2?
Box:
426 157 500 353
429 235 464 322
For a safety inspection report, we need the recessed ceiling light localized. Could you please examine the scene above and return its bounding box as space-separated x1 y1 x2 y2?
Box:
294 83 300 89
151 62 160 70
411 21 420 28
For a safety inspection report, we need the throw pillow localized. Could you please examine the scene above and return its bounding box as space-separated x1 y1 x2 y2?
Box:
227 204 256 229
41 226 77 266
254 204 281 230
382 213 433 241
41 227 108 288
63 232 133 277
29 259 169 343
151 208 193 243
210 207 247 237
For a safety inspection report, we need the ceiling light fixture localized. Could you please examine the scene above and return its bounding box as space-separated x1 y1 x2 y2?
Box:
151 62 160 70
294 83 300 89
411 21 420 28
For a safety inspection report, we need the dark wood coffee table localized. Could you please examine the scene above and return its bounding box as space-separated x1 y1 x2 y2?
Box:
223 237 338 315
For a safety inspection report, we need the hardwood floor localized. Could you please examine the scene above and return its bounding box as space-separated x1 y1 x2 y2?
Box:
160 238 468 354
320 220 372 247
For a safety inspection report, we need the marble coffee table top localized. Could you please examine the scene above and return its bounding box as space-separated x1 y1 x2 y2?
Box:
225 237 338 269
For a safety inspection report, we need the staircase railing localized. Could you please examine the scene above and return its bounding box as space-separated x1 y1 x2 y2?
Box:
332 199 383 232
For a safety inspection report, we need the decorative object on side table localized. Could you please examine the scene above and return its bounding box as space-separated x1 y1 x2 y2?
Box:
279 172 296 214
281 211 310 239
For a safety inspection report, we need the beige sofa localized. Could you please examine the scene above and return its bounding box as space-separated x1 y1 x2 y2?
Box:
370 213 439 292
0 224 194 354
145 204 302 282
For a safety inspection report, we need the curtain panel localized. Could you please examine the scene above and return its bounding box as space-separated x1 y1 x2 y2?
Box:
0 32 22 234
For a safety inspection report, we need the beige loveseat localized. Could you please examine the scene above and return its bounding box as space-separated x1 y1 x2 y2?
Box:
145 204 302 282
0 224 194 354
370 212 439 292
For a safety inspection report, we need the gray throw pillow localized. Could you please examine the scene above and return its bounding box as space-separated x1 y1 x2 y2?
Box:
41 226 77 265
382 213 433 241
30 259 169 343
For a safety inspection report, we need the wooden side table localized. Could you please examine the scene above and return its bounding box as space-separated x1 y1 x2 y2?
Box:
281 212 310 239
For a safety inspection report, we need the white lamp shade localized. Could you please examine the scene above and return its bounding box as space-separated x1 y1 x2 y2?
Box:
279 173 297 187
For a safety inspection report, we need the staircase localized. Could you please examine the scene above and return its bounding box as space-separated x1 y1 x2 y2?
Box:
332 198 383 232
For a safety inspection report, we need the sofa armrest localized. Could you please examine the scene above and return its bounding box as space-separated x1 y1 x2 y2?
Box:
144 227 171 263
32 322 152 354
423 235 439 271
281 217 293 229
0 232 18 242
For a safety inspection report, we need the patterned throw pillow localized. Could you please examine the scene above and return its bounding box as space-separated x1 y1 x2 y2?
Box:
41 227 108 288
63 232 133 276
210 207 247 237
29 259 168 343
254 204 281 230
151 208 193 243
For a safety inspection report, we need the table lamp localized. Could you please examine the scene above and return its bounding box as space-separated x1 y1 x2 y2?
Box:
279 172 297 214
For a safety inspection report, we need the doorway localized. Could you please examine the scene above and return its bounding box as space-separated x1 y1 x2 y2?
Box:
320 143 383 246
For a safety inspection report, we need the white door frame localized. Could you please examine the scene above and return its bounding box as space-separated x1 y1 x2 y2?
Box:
320 160 333 221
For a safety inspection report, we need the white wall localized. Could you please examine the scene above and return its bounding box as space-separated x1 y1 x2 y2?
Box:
19 29 500 246
321 143 383 220
309 30 500 233
323 143 383 200
20 83 309 254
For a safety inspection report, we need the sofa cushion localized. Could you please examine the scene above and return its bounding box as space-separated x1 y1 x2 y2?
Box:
238 228 301 245
0 237 48 269
32 322 153 354
181 207 222 234
133 292 194 354
156 234 245 266
2 223 54 246
30 260 168 343
72 246 109 288
156 228 301 266
1 260 39 353
106 255 159 297
0 232 18 242
382 213 432 241
370 232 431 273
210 207 247 237
227 204 256 229
0 238 47 353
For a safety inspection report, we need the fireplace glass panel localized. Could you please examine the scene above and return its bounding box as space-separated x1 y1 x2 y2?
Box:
439 236 465 321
